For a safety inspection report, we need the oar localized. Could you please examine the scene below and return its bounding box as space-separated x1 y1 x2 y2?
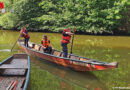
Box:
6 81 14 90
70 26 75 54
10 35 21 52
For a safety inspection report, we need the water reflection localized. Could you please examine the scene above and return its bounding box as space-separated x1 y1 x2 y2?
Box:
30 56 108 90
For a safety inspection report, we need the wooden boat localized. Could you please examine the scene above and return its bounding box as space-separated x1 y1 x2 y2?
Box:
18 40 118 71
0 54 30 90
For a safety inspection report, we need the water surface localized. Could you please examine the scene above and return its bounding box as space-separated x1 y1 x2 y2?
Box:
0 30 130 90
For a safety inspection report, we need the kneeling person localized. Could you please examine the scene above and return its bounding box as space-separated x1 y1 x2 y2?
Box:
41 35 52 54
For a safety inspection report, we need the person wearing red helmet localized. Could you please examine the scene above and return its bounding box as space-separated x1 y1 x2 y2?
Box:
20 27 30 47
61 29 74 58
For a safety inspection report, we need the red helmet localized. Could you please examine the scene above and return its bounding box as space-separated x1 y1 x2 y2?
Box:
63 29 71 32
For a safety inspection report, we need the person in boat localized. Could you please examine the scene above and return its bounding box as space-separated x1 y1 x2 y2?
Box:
61 29 74 58
20 27 30 47
41 35 52 54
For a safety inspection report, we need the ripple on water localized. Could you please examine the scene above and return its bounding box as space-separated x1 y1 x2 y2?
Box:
0 49 11 52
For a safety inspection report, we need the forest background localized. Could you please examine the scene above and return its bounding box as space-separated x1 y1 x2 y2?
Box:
0 0 129 35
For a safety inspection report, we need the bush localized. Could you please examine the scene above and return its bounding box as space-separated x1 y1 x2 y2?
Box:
0 0 128 34
0 12 19 29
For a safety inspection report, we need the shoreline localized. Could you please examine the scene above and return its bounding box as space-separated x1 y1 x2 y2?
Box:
0 29 130 36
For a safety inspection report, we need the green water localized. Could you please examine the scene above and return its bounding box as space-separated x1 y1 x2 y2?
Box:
0 30 130 90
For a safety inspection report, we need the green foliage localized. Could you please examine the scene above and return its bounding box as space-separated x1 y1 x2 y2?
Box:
37 0 128 33
0 0 128 33
0 12 19 29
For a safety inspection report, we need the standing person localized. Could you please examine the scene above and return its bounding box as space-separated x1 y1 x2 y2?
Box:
20 26 30 47
41 35 52 54
61 29 74 58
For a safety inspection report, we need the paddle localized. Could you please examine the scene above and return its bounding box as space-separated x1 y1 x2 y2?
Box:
11 24 28 52
70 26 75 54
10 35 21 52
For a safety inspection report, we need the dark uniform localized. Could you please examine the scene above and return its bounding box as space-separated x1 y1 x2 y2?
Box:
61 29 71 58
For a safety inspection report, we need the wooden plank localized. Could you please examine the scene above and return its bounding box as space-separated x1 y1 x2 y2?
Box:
28 43 35 48
0 58 28 69
10 59 27 65
2 69 26 75
70 55 80 60
53 51 61 57
0 64 28 69
34 45 40 51
16 78 25 90
0 77 25 90
13 54 28 59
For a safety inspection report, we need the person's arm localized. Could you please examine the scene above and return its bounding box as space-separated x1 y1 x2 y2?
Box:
20 29 23 37
41 41 43 45
22 30 26 35
23 28 28 35
49 40 52 47
49 40 54 49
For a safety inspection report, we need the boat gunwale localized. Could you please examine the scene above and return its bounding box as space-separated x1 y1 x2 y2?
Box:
0 56 13 65
23 55 30 90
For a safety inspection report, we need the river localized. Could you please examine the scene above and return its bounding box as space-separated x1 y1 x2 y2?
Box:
0 30 130 90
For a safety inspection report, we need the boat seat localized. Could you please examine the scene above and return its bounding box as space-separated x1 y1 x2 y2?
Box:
34 45 40 51
0 59 28 69
28 42 35 48
0 64 28 69
52 50 61 57
70 55 80 60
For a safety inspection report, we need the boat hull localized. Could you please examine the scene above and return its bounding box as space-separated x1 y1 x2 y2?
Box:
18 40 117 71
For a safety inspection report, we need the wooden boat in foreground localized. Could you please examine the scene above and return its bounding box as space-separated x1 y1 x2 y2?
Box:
18 40 118 71
0 54 30 90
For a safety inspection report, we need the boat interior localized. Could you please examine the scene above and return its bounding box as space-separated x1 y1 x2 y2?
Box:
0 54 28 75
27 41 93 62
0 54 29 89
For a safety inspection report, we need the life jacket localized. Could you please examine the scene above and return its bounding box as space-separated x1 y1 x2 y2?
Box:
42 38 50 48
62 29 71 44
22 28 30 38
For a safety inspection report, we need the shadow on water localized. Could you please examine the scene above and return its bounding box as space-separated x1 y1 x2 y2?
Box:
30 56 108 90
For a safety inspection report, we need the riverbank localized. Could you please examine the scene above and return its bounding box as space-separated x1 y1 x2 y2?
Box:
1 29 130 36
